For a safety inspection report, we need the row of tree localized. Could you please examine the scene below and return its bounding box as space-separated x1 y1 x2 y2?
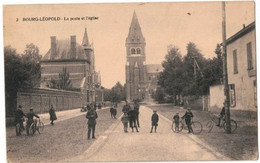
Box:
103 82 126 104
153 42 223 104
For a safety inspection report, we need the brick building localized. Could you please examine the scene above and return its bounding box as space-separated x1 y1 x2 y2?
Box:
40 28 103 106
125 12 162 102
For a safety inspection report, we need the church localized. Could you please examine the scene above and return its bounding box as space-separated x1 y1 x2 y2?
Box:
125 12 163 102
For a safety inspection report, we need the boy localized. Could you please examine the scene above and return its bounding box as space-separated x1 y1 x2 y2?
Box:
121 112 129 133
150 110 159 133
173 113 180 131
26 108 40 135
182 108 193 133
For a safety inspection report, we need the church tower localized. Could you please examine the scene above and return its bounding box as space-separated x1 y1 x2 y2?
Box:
125 11 147 102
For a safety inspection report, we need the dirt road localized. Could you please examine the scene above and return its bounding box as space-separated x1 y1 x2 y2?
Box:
67 105 229 161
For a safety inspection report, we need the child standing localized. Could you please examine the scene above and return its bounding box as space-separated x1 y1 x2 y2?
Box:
121 112 129 133
173 113 180 132
150 110 159 133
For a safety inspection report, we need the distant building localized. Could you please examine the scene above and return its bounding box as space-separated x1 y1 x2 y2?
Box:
125 12 162 102
226 22 256 111
40 28 103 106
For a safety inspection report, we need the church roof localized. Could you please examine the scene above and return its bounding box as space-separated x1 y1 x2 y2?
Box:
146 64 163 73
42 39 87 60
82 28 90 46
126 11 145 44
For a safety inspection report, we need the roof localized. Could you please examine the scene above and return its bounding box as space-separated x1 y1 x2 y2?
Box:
42 39 88 61
226 22 255 45
146 64 163 73
126 11 145 44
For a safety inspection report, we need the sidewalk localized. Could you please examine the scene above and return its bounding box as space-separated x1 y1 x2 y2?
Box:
35 107 109 126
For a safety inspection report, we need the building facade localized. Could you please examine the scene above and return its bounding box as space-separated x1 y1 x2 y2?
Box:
226 22 256 111
40 28 103 107
125 12 162 102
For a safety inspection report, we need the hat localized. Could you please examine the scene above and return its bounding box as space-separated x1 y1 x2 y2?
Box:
30 107 33 111
18 105 22 108
153 110 157 112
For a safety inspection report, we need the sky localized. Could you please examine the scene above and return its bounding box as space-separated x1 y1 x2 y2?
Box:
3 1 255 89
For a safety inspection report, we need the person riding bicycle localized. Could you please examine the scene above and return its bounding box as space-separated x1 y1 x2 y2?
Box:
14 105 26 132
217 105 225 127
182 107 193 133
26 108 40 135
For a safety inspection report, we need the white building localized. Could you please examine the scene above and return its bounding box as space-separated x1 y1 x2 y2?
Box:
226 22 256 111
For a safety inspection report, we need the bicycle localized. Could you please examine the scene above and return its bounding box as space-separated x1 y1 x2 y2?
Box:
205 114 237 133
28 118 44 136
172 119 203 134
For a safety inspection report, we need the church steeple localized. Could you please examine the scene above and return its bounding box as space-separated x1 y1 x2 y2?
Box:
82 27 90 46
126 11 145 44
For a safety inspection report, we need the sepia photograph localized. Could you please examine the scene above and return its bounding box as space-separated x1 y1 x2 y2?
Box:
2 0 258 162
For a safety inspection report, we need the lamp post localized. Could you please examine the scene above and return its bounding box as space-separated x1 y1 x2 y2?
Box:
222 1 231 133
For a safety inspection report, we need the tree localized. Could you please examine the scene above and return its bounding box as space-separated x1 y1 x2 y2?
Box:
102 82 126 103
157 45 186 104
47 67 72 90
5 45 41 116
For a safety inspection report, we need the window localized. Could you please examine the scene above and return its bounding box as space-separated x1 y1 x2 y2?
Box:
247 42 253 70
254 80 257 107
229 84 236 107
233 49 238 74
131 48 136 54
137 48 141 54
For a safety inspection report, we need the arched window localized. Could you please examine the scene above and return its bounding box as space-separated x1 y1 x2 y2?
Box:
137 48 141 54
131 48 136 54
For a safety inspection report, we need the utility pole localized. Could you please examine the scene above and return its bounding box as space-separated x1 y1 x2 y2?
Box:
222 1 231 133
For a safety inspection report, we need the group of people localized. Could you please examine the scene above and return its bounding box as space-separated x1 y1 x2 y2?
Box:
14 104 57 136
172 108 194 133
121 100 140 133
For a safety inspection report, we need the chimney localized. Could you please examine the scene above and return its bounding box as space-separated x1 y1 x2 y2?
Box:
50 36 56 60
70 35 76 59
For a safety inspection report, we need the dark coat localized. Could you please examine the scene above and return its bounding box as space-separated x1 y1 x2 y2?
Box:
122 104 131 113
86 110 98 126
49 108 57 121
14 109 26 123
220 107 225 116
134 103 140 114
151 113 159 126
26 112 39 124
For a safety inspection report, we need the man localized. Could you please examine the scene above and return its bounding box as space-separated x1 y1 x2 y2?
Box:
86 108 98 139
217 104 225 126
26 108 40 135
182 108 193 133
49 104 57 125
122 101 131 113
128 108 139 132
150 110 159 133
134 100 140 128
14 105 26 133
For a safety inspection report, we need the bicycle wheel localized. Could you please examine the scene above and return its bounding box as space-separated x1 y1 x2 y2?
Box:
29 123 36 136
171 121 183 133
191 121 203 134
16 123 21 136
223 119 237 133
205 121 214 133
38 122 44 133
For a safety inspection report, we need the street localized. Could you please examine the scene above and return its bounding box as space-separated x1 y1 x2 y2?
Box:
6 104 257 162
67 105 229 161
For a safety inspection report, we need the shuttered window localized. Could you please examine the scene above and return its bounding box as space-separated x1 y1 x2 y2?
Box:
233 49 238 74
247 42 253 70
